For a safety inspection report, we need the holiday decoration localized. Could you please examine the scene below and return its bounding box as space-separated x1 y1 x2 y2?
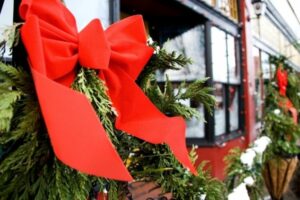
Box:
19 0 195 180
276 66 298 123
261 55 300 200
0 0 227 199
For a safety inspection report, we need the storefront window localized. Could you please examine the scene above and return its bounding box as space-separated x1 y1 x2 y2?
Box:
211 26 241 136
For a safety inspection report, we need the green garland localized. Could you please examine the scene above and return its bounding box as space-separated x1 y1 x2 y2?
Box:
262 55 300 159
225 147 265 200
0 25 225 199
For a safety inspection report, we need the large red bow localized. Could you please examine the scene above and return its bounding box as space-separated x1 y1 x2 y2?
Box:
19 0 196 181
276 67 298 123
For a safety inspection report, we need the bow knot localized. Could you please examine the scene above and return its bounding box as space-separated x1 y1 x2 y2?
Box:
78 19 110 71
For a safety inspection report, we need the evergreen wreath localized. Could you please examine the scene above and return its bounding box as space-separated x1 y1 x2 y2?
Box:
0 22 226 200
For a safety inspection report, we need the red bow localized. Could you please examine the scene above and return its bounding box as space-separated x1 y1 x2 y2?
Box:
276 67 288 96
276 67 298 123
19 0 196 181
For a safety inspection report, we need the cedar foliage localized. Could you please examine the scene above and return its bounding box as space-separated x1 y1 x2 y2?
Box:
0 24 225 199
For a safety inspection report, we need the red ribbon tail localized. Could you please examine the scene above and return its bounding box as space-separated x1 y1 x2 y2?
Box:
105 67 196 174
31 69 132 181
21 14 132 181
164 117 198 175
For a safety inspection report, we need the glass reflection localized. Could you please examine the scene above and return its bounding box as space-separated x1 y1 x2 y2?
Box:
261 51 271 79
229 86 239 131
186 102 205 138
158 25 206 81
227 35 240 84
214 83 226 136
211 27 227 83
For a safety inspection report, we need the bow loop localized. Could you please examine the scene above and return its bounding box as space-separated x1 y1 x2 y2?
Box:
276 67 288 96
78 19 110 70
106 15 154 80
20 0 79 82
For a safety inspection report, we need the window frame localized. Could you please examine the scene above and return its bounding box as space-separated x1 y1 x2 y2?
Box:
196 22 244 146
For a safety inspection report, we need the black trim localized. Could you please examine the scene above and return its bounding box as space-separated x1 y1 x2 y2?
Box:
187 129 244 147
204 21 215 144
109 0 120 23
0 0 4 15
214 129 244 144
224 34 230 134
174 0 240 36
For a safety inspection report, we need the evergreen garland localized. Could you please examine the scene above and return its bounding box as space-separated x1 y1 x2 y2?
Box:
262 55 300 160
0 24 225 200
225 146 266 200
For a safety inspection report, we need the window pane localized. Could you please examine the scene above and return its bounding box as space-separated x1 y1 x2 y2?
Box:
214 83 226 136
212 27 228 83
159 25 206 81
261 51 271 79
229 86 239 131
186 102 205 138
65 0 110 30
0 0 14 59
173 87 205 138
253 47 263 121
270 63 276 79
227 35 240 84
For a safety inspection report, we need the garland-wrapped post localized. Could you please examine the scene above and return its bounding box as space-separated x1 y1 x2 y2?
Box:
0 0 227 199
261 55 300 200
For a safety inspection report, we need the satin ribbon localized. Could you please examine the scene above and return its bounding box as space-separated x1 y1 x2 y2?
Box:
276 67 298 123
19 0 196 181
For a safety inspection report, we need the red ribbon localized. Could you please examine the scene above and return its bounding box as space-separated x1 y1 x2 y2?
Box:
276 67 298 123
19 0 196 181
276 67 288 96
